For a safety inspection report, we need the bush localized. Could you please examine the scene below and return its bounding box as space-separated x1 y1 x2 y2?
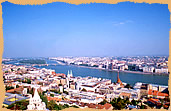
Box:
5 86 14 91
131 99 137 106
16 85 19 88
71 105 79 108
7 100 29 110
47 100 70 110
99 99 108 105
63 91 69 95
50 94 54 97
81 88 87 92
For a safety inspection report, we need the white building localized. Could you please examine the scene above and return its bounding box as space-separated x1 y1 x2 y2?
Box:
143 66 154 73
27 87 46 110
155 67 168 74
67 70 73 78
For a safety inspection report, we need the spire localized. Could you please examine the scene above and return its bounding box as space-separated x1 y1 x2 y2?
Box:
33 87 40 100
27 87 46 110
67 70 72 78
116 71 122 85
70 70 73 77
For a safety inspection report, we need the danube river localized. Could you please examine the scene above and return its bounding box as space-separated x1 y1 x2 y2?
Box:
34 60 169 86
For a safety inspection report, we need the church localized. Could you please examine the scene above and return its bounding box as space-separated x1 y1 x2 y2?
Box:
27 87 46 110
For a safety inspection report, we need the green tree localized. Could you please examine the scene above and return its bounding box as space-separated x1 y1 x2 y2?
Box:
57 104 64 110
99 99 108 105
63 104 69 108
40 95 48 106
42 91 46 96
11 68 14 72
16 85 19 88
110 97 126 110
124 84 133 89
50 89 61 94
131 99 137 106
63 91 69 95
5 85 14 91
5 71 8 73
7 100 29 110
46 100 70 110
140 103 145 109
26 78 31 84
27 88 29 94
58 84 62 86
71 105 79 108
81 88 87 92
47 100 56 110
29 88 34 96
17 68 20 71
124 97 131 104
50 94 54 97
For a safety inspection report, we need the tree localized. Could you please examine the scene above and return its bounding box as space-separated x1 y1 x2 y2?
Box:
47 100 56 110
81 88 87 92
22 78 31 84
17 68 20 71
57 104 64 110
124 97 131 104
63 104 69 108
7 100 29 110
71 105 79 108
164 97 170 102
140 104 145 109
40 95 48 106
26 78 31 84
5 71 8 73
99 99 108 105
111 97 126 110
5 85 14 91
11 68 14 72
42 91 46 96
58 84 62 86
29 88 34 96
124 84 133 89
27 88 30 94
16 85 19 88
50 94 54 97
63 91 69 95
117 97 122 102
47 100 69 110
50 89 61 94
131 99 137 106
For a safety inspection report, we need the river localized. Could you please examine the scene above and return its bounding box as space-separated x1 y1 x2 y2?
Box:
34 60 169 86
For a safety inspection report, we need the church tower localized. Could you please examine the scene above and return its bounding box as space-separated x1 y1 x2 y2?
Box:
116 71 123 85
70 70 73 77
67 70 73 78
27 87 46 110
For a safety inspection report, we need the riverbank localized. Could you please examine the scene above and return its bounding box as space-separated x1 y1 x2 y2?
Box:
56 61 169 76
34 60 169 86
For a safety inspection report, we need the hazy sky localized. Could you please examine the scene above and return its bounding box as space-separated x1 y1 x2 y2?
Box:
2 2 170 57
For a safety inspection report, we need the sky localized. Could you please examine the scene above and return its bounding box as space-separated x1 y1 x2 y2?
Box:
2 1 170 57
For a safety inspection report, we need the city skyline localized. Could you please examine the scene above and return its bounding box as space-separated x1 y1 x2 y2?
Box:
2 2 170 57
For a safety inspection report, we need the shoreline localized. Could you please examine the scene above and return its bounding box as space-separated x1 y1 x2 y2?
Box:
55 61 169 76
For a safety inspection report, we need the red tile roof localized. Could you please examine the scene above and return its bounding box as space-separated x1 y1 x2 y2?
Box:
104 103 112 110
120 92 131 97
148 89 169 97
86 103 112 110
148 98 163 106
47 96 62 102
7 87 24 93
